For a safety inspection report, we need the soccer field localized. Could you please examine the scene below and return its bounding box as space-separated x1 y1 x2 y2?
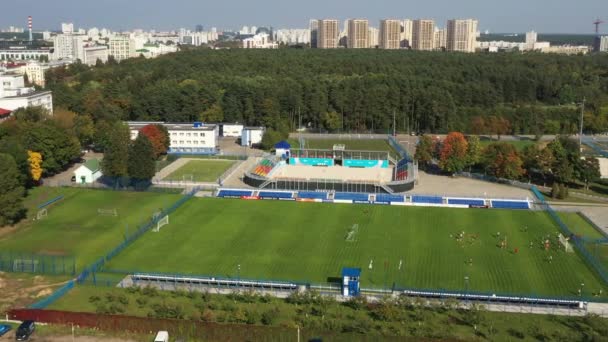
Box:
107 198 608 297
163 160 235 182
0 188 181 270
289 138 398 156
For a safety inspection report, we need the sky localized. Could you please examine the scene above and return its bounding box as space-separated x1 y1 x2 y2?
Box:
1 0 606 34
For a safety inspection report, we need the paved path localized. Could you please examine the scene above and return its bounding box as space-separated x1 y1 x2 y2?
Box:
410 172 533 199
221 157 261 188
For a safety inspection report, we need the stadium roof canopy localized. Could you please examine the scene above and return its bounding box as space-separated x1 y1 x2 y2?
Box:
342 267 361 278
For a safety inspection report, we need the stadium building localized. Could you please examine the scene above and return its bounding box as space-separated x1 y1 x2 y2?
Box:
127 121 219 154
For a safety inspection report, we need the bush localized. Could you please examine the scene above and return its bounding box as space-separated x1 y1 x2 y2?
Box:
343 296 368 311
245 310 260 324
117 294 129 305
201 309 216 322
88 295 101 303
142 286 158 297
135 297 148 308
261 307 280 325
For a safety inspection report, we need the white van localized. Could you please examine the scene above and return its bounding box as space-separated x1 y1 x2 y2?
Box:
154 331 169 342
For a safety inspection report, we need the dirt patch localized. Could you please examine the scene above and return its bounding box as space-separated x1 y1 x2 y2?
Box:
0 273 72 314
35 288 53 298
37 336 138 342
0 224 19 240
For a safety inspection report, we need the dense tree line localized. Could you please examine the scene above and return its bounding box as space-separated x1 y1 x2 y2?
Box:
45 50 608 143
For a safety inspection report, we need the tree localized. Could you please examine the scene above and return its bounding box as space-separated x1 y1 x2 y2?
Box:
101 122 131 180
579 157 601 191
547 138 574 184
469 116 487 135
128 134 156 183
52 108 77 130
414 135 435 170
73 115 95 147
487 116 511 140
27 150 43 182
321 111 341 132
22 122 81 175
465 135 482 171
13 106 50 123
0 154 26 226
260 129 287 150
522 144 554 185
0 136 31 187
482 142 524 179
200 103 224 123
439 132 468 174
139 124 168 159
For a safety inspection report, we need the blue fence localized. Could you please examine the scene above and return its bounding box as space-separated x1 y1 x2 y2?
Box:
37 195 64 209
582 139 608 158
387 135 411 161
29 280 75 309
77 188 199 284
0 252 75 275
531 186 608 285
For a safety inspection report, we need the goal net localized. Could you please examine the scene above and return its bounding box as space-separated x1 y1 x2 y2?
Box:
13 259 39 272
36 208 47 220
559 234 573 253
97 208 118 217
153 215 169 232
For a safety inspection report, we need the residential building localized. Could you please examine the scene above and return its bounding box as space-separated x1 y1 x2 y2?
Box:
369 27 379 47
446 19 478 53
136 43 178 59
0 72 53 114
242 33 278 49
412 19 435 50
597 36 608 52
540 45 589 55
347 19 369 48
0 47 53 61
83 46 109 66
22 61 49 87
61 22 74 34
309 20 319 48
317 19 339 49
109 35 135 62
525 31 538 50
127 121 219 154
275 29 310 45
434 28 447 50
379 20 401 49
241 127 265 147
402 19 413 47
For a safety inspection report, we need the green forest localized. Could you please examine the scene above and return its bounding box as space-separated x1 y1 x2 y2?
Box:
45 49 608 136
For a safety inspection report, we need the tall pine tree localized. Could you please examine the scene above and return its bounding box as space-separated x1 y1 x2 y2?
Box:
128 134 156 185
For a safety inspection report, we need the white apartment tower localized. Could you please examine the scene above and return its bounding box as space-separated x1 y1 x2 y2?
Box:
525 31 538 50
309 20 319 48
347 19 369 48
402 19 413 47
109 35 135 62
434 28 447 50
379 20 401 49
412 19 435 50
317 19 339 49
368 27 379 47
61 22 74 34
446 19 478 53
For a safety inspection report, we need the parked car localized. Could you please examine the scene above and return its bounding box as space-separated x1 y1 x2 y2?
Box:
0 324 11 337
15 320 35 341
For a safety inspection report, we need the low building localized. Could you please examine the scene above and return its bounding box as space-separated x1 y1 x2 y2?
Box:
242 33 278 49
127 121 219 154
0 46 53 61
73 159 102 184
0 72 53 114
241 127 265 147
82 45 109 66
220 123 244 137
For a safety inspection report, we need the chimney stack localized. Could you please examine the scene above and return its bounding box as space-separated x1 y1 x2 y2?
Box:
28 16 33 42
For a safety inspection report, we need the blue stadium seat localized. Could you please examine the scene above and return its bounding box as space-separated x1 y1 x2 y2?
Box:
258 191 294 199
491 200 530 210
217 190 254 198
297 191 328 200
375 194 405 203
411 195 443 204
334 192 370 202
447 198 485 206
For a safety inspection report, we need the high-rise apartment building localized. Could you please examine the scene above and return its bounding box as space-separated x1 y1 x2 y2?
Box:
61 22 74 34
525 31 537 50
402 19 413 47
600 36 608 52
412 19 435 50
309 20 319 48
434 28 447 50
446 19 478 53
317 19 339 49
379 20 401 49
109 34 135 62
369 27 379 47
347 19 369 48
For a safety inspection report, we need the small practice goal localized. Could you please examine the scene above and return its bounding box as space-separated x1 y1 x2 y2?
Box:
97 208 118 217
36 208 47 220
153 215 169 232
559 233 573 253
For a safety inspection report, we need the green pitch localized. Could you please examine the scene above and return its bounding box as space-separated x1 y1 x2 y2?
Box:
289 138 398 156
107 198 608 297
163 160 235 182
0 188 180 270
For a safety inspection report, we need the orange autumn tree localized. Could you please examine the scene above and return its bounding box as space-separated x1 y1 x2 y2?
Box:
139 124 169 159
439 132 469 174
27 150 43 182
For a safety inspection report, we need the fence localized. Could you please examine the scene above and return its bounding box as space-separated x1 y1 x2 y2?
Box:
531 186 608 285
387 134 411 161
77 187 199 284
28 281 74 309
0 252 75 276
8 309 299 341
37 195 64 209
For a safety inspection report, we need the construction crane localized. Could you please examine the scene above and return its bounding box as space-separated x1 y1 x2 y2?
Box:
593 18 604 34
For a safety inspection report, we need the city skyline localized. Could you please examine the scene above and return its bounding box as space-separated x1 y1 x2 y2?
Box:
0 0 606 34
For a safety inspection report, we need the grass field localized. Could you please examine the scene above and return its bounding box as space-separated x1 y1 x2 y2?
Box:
163 160 235 182
288 138 399 157
106 198 608 297
0 188 181 270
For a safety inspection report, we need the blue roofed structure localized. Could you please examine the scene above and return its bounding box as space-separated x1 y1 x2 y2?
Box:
341 267 361 297
274 140 291 149
341 267 361 277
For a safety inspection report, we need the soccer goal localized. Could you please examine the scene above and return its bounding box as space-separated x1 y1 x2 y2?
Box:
36 208 47 220
559 234 574 253
153 215 169 232
97 208 118 217
13 259 39 272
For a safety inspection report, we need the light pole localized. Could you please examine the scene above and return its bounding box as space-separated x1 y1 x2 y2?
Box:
581 282 585 298
464 275 470 307
237 264 241 291
579 98 586 151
